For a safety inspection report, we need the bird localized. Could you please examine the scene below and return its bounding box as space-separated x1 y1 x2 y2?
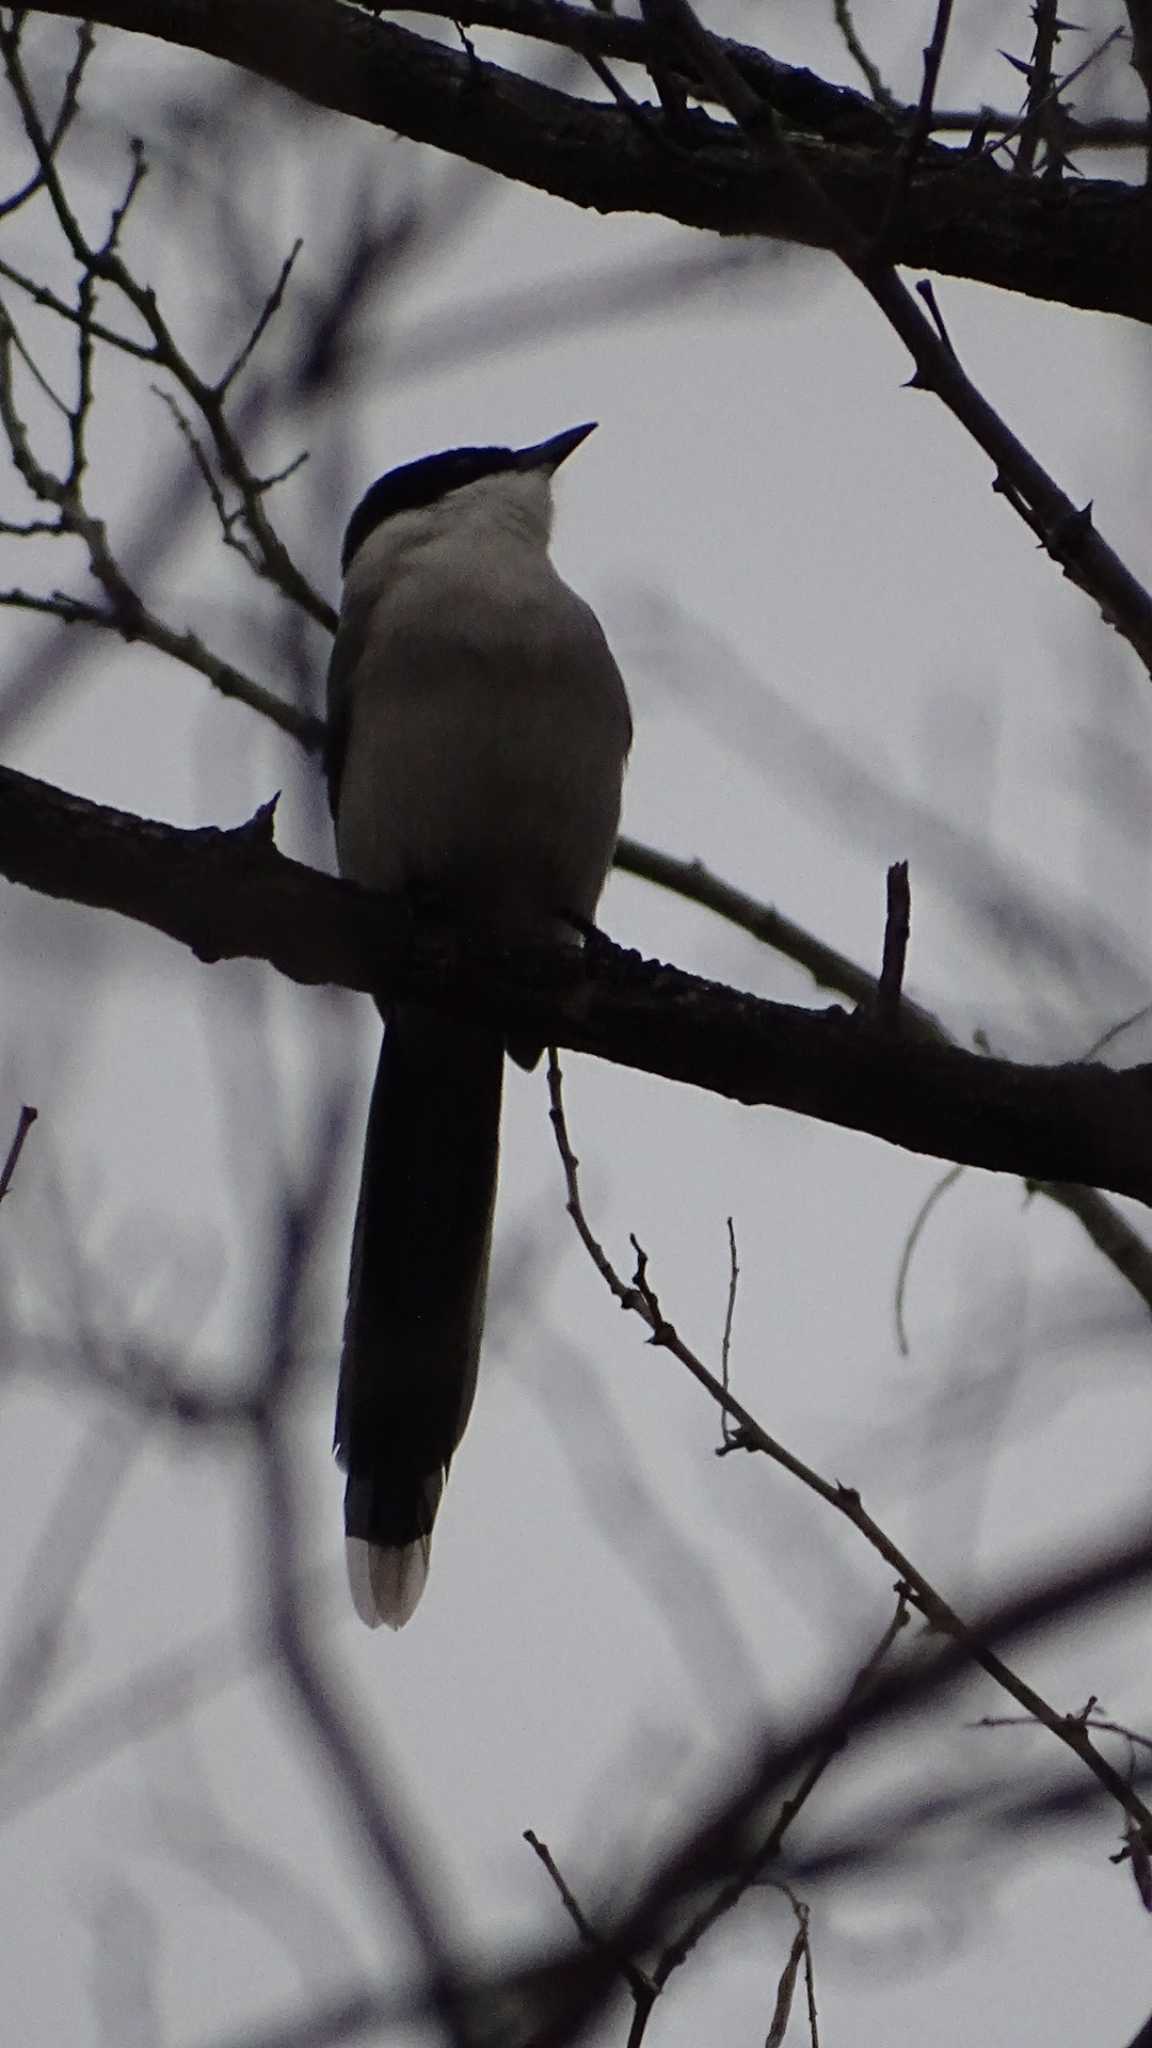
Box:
327 422 632 1628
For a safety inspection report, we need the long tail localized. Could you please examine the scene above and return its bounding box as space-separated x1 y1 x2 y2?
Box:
335 1004 504 1627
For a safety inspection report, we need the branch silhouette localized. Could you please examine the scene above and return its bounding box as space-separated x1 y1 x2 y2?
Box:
4 760 1152 1200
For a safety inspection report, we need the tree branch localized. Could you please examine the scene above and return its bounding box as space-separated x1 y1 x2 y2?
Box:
23 0 1152 325
6 759 1152 1202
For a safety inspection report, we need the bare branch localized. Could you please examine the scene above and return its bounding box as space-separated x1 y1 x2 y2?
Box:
0 583 322 743
216 236 303 395
877 0 955 245
545 1054 1152 1842
1125 0 1152 178
643 1593 910 2016
615 838 939 1032
7 764 1152 1198
18 0 1152 326
0 13 93 217
634 0 1152 678
718 1214 739 1449
875 858 911 1029
988 24 1124 170
0 1415 139 1736
516 1511 1152 2046
0 25 334 627
830 0 895 108
894 1163 965 1356
617 837 1152 1320
524 1831 654 2013
764 1911 808 2048
0 1102 36 1205
0 283 324 740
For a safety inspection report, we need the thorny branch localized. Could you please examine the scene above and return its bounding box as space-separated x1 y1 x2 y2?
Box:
545 1052 1152 1847
11 0 1152 335
636 0 1152 680
991 23 1125 170
1013 0 1065 181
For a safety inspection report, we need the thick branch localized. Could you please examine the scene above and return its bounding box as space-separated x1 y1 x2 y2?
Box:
6 760 1152 1203
25 0 1152 325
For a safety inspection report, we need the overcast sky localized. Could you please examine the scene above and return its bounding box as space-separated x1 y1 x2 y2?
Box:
2 5 1152 2045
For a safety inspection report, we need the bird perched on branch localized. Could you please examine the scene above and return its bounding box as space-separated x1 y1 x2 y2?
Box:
327 422 632 1627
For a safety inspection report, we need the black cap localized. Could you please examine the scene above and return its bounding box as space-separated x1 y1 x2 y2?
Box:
341 423 597 573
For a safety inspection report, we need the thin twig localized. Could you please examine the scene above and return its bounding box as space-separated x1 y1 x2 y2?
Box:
0 15 93 220
578 38 673 148
644 1591 910 2010
524 1831 655 2008
546 1053 1152 1843
800 1898 820 2045
634 0 1152 673
764 1911 807 2048
0 294 323 748
876 859 910 1029
152 384 264 575
1125 0 1152 179
877 0 954 248
614 838 939 1035
217 239 303 395
894 1163 965 1357
0 1413 139 1735
0 1103 36 1205
523 1833 602 1950
0 250 161 362
830 0 895 108
915 276 958 358
972 1710 1152 1757
0 26 333 629
719 1215 740 1449
615 837 1152 1323
1081 1002 1152 1064
0 584 321 745
1 301 69 415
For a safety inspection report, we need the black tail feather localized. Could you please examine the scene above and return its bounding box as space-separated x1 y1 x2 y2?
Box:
335 1004 504 1623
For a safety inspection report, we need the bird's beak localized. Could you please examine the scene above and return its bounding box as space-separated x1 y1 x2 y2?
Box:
516 421 597 473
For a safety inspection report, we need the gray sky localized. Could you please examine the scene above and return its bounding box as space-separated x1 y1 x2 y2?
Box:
1 5 1151 2045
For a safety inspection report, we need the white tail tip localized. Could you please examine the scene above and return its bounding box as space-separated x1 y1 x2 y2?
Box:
346 1535 431 1629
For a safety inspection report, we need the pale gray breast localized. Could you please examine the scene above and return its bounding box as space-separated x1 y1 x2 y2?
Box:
328 547 631 938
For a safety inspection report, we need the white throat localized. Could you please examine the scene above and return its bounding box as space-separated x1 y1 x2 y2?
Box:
345 467 556 595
